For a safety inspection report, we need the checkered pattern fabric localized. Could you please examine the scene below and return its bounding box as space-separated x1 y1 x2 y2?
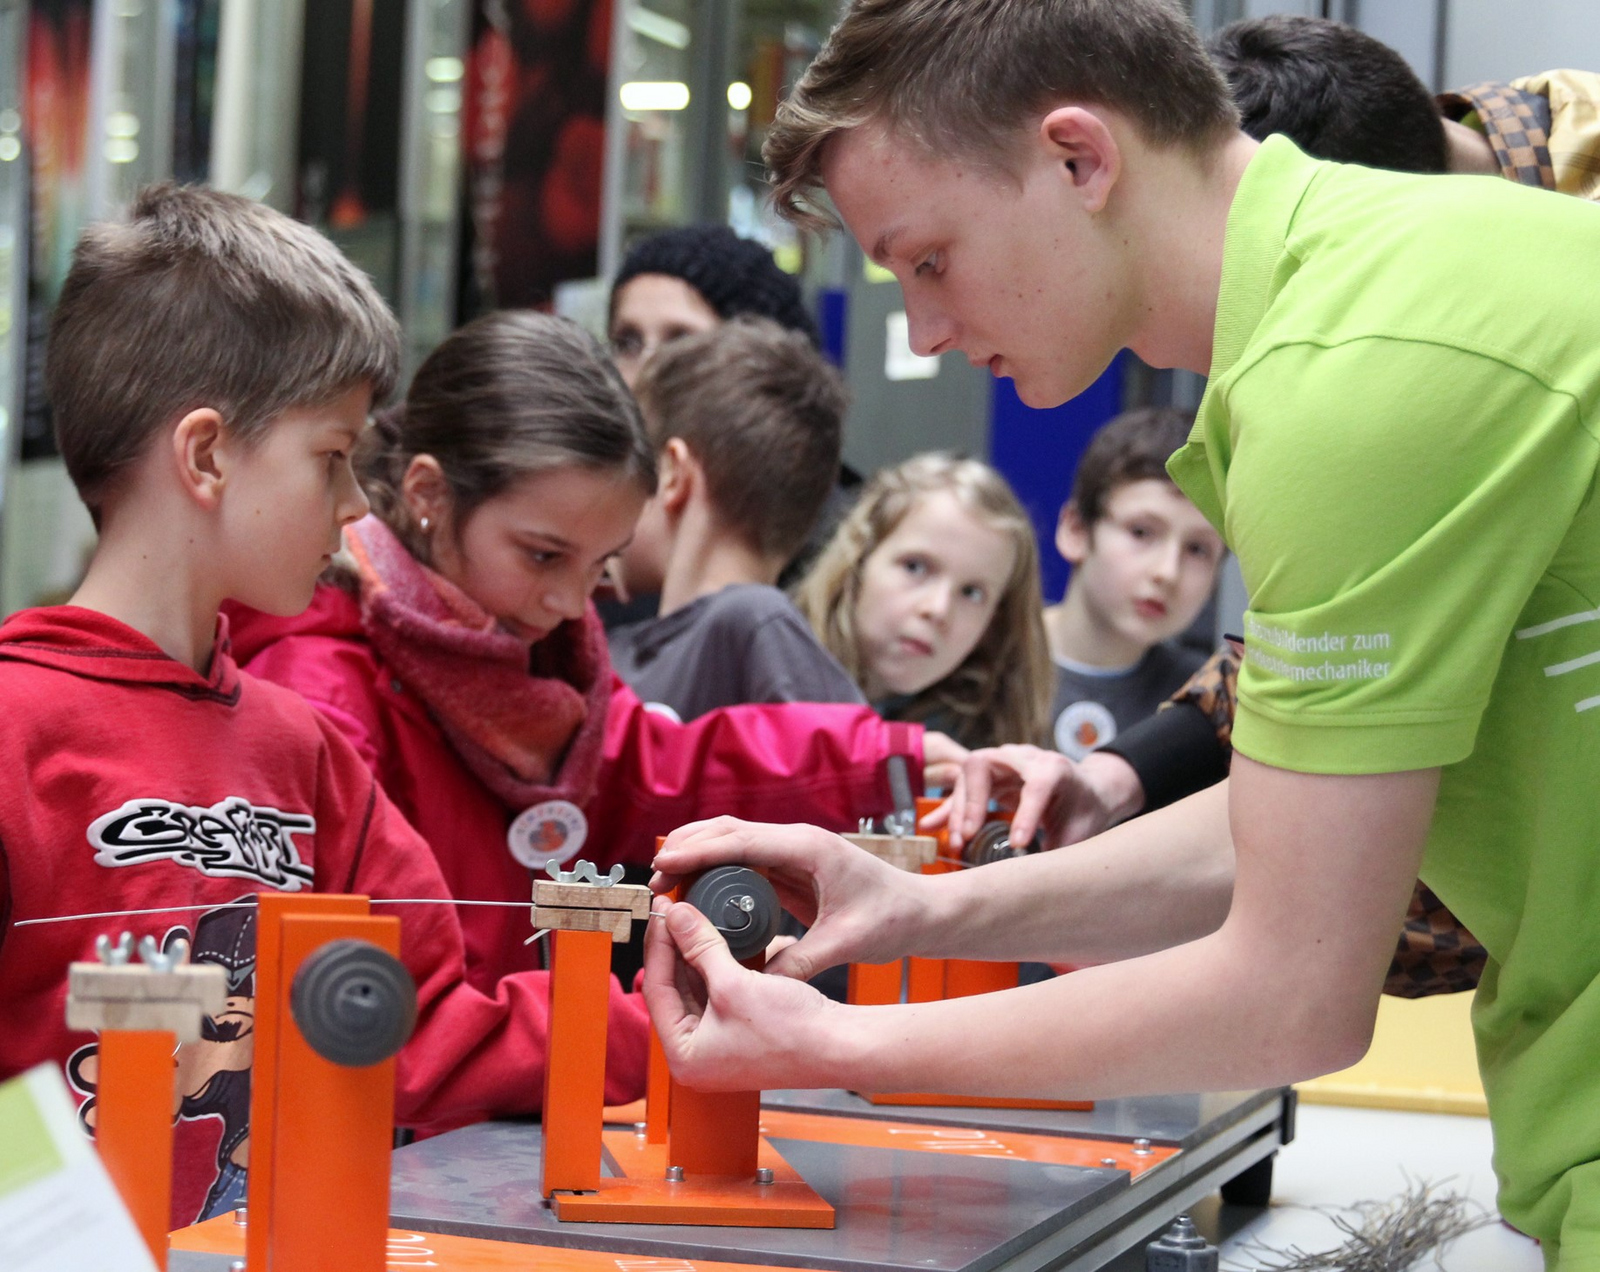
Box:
1167 645 1487 996
1387 883 1489 998
1439 81 1557 190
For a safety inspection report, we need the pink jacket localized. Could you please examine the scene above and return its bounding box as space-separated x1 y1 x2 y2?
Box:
229 586 921 989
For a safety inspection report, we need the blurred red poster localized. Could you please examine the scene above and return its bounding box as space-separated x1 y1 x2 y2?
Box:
462 0 613 312
22 0 92 460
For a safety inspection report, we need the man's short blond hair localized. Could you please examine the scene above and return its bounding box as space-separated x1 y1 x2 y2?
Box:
765 0 1240 228
48 183 400 516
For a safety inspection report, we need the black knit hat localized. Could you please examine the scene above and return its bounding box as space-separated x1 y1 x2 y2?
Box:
611 225 820 347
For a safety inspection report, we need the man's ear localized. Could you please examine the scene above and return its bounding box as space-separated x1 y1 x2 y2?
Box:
1038 106 1121 214
1056 502 1092 565
401 454 452 531
657 438 697 515
172 408 228 510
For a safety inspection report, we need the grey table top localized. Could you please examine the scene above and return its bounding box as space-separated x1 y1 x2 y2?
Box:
386 1089 1288 1272
391 1121 1126 1272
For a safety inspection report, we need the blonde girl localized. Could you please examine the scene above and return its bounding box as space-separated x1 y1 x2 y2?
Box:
796 453 1052 750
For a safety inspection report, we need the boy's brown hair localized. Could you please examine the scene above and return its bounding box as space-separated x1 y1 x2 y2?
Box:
631 316 846 561
47 183 400 517
765 0 1240 228
1066 405 1195 527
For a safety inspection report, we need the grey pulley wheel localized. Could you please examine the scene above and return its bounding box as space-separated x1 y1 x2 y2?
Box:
290 939 418 1067
683 866 781 962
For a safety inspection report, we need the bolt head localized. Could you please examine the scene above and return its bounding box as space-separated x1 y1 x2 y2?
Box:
233 1206 248 1226
1101 1157 1117 1167
666 1165 685 1182
755 1167 775 1184
734 894 756 912
1133 1136 1153 1155
633 1120 648 1135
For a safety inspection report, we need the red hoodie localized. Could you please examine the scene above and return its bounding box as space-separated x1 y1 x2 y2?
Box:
227 586 920 989
0 606 648 1228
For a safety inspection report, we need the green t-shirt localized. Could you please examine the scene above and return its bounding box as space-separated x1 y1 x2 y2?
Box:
1170 135 1600 1266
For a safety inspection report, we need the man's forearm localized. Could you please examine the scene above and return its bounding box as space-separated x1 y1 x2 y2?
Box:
824 762 1436 1102
909 782 1236 965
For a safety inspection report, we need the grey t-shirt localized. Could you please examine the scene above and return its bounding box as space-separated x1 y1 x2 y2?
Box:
608 583 865 722
1049 642 1207 760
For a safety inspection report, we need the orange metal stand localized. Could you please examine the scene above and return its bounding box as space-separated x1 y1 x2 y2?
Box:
97 1029 176 1266
248 893 402 1272
540 927 615 1195
644 1026 671 1143
848 803 1092 1112
542 874 833 1228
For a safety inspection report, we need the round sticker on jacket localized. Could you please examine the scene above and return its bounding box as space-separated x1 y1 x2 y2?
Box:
507 801 588 870
1053 700 1117 761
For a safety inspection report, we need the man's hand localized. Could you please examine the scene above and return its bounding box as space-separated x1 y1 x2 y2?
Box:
921 730 969 790
643 895 846 1091
928 745 1145 850
651 817 930 980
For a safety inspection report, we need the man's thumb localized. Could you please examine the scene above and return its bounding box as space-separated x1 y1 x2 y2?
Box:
666 899 744 980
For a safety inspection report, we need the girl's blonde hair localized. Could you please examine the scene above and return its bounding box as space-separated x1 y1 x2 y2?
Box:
795 453 1052 748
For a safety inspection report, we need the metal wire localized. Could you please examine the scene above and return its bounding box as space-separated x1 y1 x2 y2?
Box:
12 897 534 929
1227 1178 1494 1272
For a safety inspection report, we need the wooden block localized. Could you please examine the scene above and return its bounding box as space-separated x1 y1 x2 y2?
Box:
843 833 939 872
68 962 228 1006
533 905 634 942
532 881 652 918
66 962 228 1041
67 998 211 1042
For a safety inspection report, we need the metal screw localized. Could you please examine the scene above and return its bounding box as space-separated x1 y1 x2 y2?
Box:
633 1120 648 1136
233 1206 248 1226
229 1261 247 1272
138 934 188 972
95 932 134 965
1101 1157 1117 1167
666 1165 685 1182
1132 1137 1153 1156
734 894 756 912
755 1167 775 1185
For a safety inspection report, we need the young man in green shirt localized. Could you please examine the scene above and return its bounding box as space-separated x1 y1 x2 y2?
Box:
642 0 1600 1263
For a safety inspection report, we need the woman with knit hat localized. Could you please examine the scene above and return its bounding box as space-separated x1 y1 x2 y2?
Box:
607 224 821 389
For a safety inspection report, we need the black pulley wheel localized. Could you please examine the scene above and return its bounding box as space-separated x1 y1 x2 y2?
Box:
964 820 1034 866
290 938 418 1067
683 866 780 962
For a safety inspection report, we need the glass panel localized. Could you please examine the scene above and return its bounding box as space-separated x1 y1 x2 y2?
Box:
0 0 26 519
210 0 305 209
614 0 701 243
396 0 469 377
89 0 177 212
725 0 837 273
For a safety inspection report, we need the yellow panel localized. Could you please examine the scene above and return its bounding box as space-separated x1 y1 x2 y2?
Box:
1297 992 1486 1116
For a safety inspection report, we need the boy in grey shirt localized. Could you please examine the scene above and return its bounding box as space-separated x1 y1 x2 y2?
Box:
1043 409 1224 758
609 318 862 721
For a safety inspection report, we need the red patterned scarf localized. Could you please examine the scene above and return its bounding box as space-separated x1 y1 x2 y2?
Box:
345 516 610 811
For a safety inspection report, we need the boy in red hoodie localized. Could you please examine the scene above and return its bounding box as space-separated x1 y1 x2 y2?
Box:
0 185 652 1227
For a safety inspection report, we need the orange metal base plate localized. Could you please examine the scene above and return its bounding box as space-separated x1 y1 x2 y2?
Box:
546 1130 834 1228
171 1214 796 1270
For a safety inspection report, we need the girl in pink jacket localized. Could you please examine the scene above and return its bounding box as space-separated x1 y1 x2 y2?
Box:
230 310 921 991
